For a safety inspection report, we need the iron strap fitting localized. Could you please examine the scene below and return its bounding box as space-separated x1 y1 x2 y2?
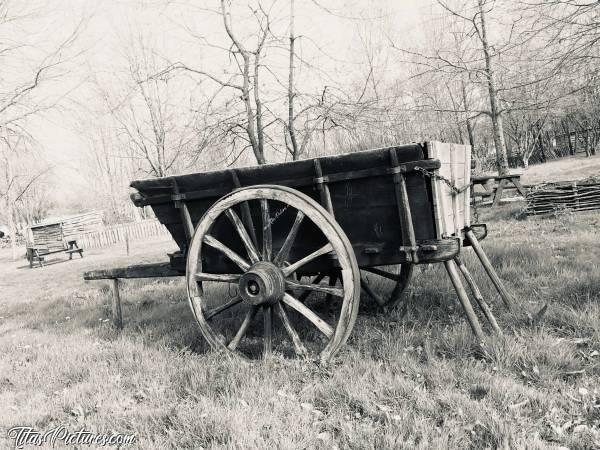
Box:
387 165 408 175
399 245 419 262
171 193 186 208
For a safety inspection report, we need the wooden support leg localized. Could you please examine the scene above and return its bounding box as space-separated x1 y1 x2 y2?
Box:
454 255 502 335
492 179 508 207
444 260 485 343
511 178 528 197
360 276 385 307
111 279 123 329
465 230 514 311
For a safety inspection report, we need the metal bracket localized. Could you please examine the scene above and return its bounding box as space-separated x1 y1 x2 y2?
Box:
387 165 408 177
171 193 186 203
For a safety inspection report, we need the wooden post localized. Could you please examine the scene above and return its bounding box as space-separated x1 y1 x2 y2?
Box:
492 178 508 207
454 255 502 335
444 260 485 343
389 148 418 263
111 279 123 329
465 229 513 310
313 160 334 215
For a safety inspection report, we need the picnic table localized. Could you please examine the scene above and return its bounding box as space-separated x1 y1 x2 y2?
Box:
471 173 527 207
26 239 83 268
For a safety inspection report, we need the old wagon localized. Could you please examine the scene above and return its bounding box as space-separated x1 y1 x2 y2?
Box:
85 142 513 361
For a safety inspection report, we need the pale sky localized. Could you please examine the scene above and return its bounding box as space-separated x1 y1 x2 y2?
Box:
25 0 435 207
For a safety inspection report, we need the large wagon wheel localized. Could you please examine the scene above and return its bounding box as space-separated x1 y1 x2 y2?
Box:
186 185 360 361
360 264 414 310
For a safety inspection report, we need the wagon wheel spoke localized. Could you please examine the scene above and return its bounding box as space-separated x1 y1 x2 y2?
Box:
195 273 241 283
276 302 307 357
285 279 344 298
203 235 251 271
225 209 260 263
260 199 272 261
298 272 326 303
228 306 259 351
273 210 305 266
204 296 242 320
263 305 273 357
282 293 334 338
282 243 334 277
187 186 360 362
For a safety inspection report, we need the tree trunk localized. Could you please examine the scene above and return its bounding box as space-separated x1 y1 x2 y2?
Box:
563 120 574 155
287 0 300 160
585 127 590 157
477 0 509 175
461 79 476 149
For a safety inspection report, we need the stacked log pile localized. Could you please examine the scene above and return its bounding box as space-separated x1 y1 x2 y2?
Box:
525 178 600 215
30 223 63 250
61 211 104 240
29 211 104 247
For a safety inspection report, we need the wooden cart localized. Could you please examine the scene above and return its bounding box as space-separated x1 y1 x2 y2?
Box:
85 142 513 361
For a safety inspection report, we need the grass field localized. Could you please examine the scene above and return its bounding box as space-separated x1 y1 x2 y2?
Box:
1 203 599 449
522 154 600 186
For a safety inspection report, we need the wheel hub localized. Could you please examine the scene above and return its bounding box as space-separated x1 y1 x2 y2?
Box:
238 262 285 306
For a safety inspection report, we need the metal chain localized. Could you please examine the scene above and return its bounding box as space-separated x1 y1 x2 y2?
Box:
413 166 471 196
413 166 479 223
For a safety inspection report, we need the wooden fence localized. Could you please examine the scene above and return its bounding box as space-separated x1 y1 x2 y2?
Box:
525 179 600 215
76 219 172 250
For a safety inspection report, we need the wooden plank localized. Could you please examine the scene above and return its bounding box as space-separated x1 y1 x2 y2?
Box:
83 262 182 280
131 158 441 207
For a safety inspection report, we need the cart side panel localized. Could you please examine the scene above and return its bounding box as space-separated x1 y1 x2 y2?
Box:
131 143 442 272
425 142 471 238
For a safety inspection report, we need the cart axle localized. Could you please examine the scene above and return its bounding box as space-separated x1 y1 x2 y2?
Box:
239 262 286 306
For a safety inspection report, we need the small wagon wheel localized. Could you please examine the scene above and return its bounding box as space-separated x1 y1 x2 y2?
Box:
186 185 360 361
360 264 414 310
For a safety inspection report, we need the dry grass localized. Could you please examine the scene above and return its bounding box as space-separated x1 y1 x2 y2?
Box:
1 206 599 449
522 153 600 185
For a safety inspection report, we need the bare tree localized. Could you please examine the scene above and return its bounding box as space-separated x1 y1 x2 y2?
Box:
96 34 207 178
0 129 52 259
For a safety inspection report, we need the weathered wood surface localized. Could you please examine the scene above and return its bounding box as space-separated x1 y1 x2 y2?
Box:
444 259 485 343
466 230 514 311
185 185 361 361
426 142 471 237
131 142 472 271
83 261 182 280
111 279 123 329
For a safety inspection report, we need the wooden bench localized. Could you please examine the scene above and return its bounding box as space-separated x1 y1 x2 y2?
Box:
83 262 182 328
471 173 527 207
27 240 83 268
